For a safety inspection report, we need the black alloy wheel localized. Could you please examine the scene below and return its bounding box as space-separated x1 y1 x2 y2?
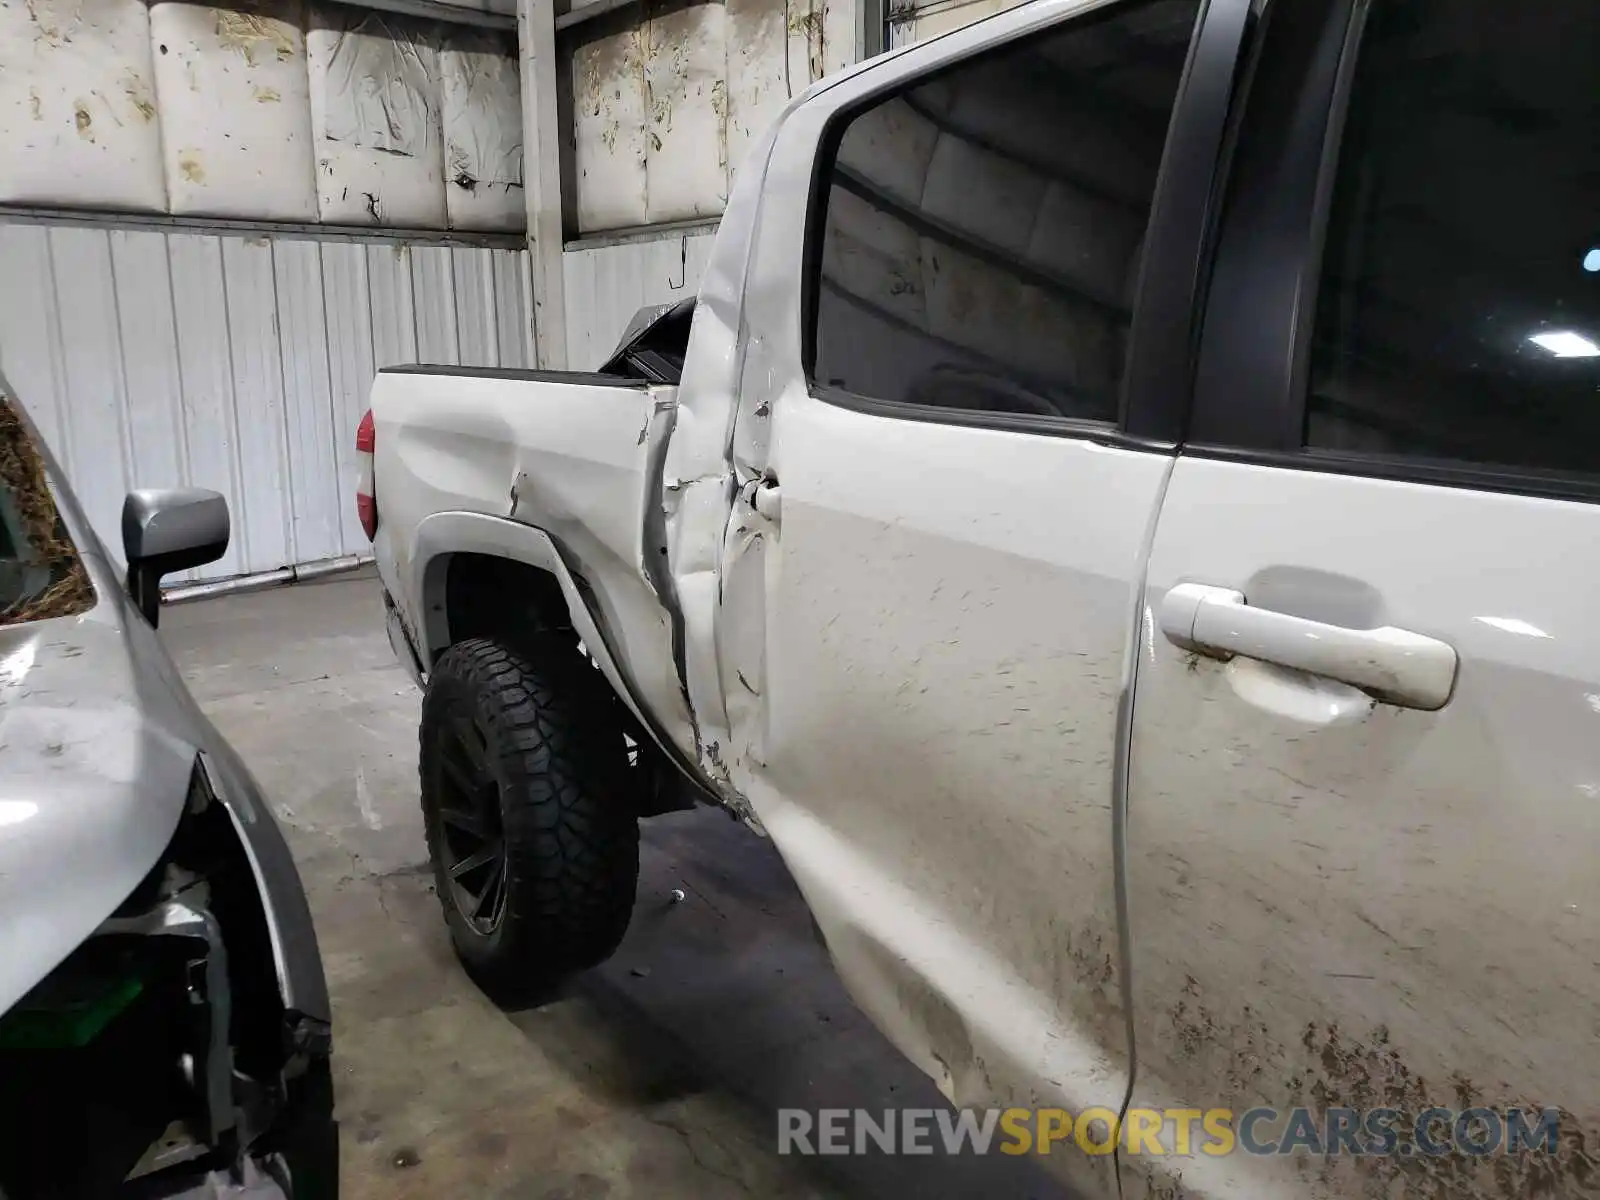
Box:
435 710 508 935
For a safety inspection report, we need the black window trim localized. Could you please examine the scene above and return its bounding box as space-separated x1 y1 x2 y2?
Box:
1186 0 1600 506
1179 441 1600 506
798 0 1254 446
1185 0 1357 450
377 364 647 388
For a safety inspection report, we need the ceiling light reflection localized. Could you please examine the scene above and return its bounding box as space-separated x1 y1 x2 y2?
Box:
1477 616 1552 639
1529 330 1600 359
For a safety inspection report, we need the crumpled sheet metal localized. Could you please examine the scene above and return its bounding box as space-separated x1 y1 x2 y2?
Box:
660 116 781 792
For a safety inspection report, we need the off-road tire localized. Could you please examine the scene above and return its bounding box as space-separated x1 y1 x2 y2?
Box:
419 635 639 991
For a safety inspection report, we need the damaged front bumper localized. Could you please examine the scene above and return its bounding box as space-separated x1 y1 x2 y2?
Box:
0 755 337 1199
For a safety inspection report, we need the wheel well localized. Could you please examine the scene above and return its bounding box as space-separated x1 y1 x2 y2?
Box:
438 552 576 665
434 552 700 818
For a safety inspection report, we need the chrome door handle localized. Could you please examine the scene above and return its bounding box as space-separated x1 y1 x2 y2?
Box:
1158 583 1458 710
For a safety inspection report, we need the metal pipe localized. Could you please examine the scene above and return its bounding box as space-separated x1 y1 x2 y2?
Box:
294 555 374 582
0 208 525 250
162 556 374 605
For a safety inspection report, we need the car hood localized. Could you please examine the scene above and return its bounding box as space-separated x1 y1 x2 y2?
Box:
0 601 197 1016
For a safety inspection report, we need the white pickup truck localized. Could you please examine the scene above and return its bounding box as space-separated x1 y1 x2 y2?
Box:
363 0 1598 1196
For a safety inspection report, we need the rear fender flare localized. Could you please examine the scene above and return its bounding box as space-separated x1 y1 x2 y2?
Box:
412 512 640 722
410 512 708 796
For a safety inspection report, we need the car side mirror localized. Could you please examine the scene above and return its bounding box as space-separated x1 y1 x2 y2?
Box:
121 488 229 629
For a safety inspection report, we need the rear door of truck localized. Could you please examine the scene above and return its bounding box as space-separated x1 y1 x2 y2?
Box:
710 2 1252 1193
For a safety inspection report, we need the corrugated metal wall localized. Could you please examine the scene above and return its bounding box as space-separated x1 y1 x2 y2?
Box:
561 228 718 368
0 220 533 582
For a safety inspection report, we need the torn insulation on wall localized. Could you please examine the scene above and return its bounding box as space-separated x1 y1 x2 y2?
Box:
724 0 790 187
643 2 729 223
568 0 835 235
0 0 166 211
573 26 649 230
150 0 318 220
308 10 446 226
441 30 524 231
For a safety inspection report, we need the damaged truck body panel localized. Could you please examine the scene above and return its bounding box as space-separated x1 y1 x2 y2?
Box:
371 366 706 783
368 0 1600 1194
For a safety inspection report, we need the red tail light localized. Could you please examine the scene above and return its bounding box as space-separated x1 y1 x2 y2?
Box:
356 494 377 541
355 409 377 540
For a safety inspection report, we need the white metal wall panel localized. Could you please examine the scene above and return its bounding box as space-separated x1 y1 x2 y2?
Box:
109 230 190 523
492 250 534 369
45 228 136 547
0 231 65 455
0 0 166 210
452 247 497 365
561 229 716 368
319 241 379 553
364 242 422 366
0 221 534 583
274 240 343 566
220 237 297 576
150 1 319 220
411 244 462 362
167 232 251 580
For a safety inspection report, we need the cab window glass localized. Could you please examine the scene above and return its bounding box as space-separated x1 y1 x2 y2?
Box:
1306 0 1600 474
0 393 93 625
810 0 1202 423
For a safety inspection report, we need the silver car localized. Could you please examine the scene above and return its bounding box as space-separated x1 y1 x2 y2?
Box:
0 377 336 1199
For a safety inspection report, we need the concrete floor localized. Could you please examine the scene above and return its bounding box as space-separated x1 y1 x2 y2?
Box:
163 571 1069 1200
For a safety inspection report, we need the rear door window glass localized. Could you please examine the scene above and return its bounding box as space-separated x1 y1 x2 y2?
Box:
809 0 1204 424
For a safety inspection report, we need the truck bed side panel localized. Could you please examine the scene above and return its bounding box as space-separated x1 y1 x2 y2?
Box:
369 367 697 764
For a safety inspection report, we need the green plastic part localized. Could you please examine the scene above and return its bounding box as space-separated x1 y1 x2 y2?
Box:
0 970 146 1049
